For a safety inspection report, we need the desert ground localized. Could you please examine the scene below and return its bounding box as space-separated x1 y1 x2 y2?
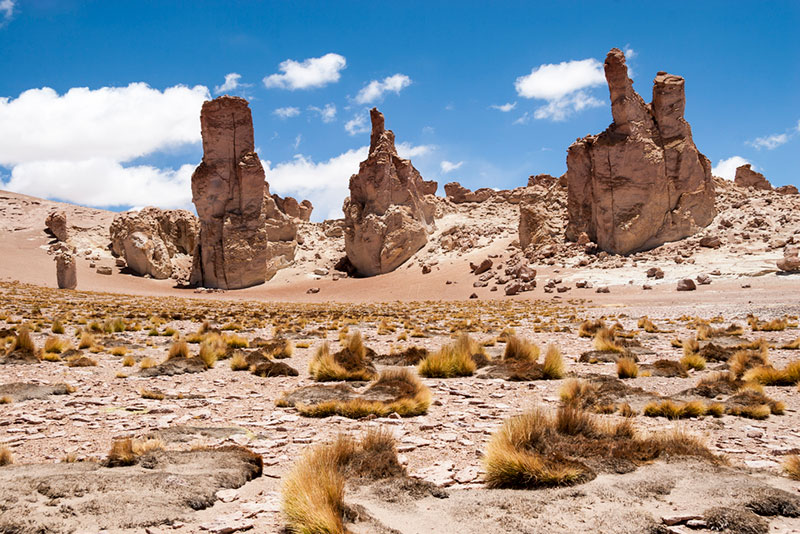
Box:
1 184 800 533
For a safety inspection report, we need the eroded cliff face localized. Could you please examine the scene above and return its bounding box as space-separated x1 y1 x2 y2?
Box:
343 108 437 276
565 48 716 255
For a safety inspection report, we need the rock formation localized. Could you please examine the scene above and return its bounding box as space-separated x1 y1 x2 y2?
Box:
343 108 437 276
110 207 197 280
777 245 800 273
444 182 494 203
565 48 716 255
272 194 313 221
45 211 68 242
734 164 772 191
776 185 799 195
55 252 77 289
519 190 561 250
190 96 298 289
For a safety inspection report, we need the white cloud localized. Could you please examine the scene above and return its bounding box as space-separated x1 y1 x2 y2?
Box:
273 106 300 119
345 112 370 136
265 142 433 221
263 53 346 90
0 83 208 166
440 160 463 173
748 133 789 150
712 156 751 180
308 103 336 123
355 74 411 104
515 58 606 121
3 159 195 209
623 46 636 59
490 102 517 112
0 0 14 26
214 73 241 94
0 83 208 209
293 134 302 150
265 148 367 221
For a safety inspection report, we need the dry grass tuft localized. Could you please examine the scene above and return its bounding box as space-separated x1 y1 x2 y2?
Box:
230 352 249 371
643 400 722 419
9 328 36 354
592 327 623 353
0 446 12 466
105 436 165 467
309 341 376 382
748 315 789 332
680 352 707 371
616 357 639 379
139 356 157 369
503 336 540 363
418 333 486 378
541 344 565 379
121 354 135 367
282 429 403 534
484 405 715 489
167 340 190 360
44 336 69 354
783 454 800 480
140 388 165 400
743 361 800 386
729 345 770 378
77 332 95 350
578 319 604 338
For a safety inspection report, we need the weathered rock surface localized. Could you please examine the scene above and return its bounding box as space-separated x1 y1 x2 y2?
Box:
343 108 437 276
444 182 494 203
777 245 800 273
190 96 295 289
776 185 799 195
734 164 772 191
565 48 716 255
272 194 313 221
519 183 565 250
55 252 77 289
110 207 197 280
45 211 68 242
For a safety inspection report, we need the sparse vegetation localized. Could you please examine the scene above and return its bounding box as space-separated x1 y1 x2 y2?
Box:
541 344 565 379
0 446 13 466
680 352 707 371
418 333 486 378
592 327 623 353
743 360 800 386
616 357 639 378
783 454 800 480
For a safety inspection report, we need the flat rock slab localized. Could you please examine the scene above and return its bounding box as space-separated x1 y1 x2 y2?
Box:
0 447 262 534
0 382 72 402
136 357 207 377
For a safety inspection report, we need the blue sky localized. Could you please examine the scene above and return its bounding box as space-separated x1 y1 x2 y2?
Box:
1 0 798 220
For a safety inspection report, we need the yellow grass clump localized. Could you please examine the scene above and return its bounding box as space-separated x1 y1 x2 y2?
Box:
418 333 485 378
680 352 707 371
503 336 540 363
230 352 249 371
743 361 800 386
578 319 604 338
541 344 565 379
308 341 376 382
783 454 800 480
167 340 190 360
0 446 13 466
592 328 623 353
616 357 639 379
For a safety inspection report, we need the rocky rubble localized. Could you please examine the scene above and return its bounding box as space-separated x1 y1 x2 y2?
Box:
343 108 438 276
565 48 716 255
110 207 197 280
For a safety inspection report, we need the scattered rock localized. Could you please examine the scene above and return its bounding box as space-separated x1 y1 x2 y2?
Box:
55 252 77 289
677 279 696 291
45 210 68 241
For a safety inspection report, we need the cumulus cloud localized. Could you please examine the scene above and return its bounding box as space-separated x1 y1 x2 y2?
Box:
4 159 195 209
0 83 208 209
0 83 208 166
748 133 790 150
265 142 434 221
273 106 300 119
263 53 346 90
214 73 242 94
344 112 370 136
712 156 751 180
440 160 463 173
515 58 606 121
490 102 517 112
355 74 412 104
308 103 336 123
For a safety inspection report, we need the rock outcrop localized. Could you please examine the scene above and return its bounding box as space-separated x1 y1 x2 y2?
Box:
734 164 772 191
45 211 68 242
55 252 77 289
272 194 313 221
519 189 562 250
565 48 716 255
343 108 437 276
776 185 799 195
444 182 494 203
777 245 800 273
110 207 197 280
190 96 297 289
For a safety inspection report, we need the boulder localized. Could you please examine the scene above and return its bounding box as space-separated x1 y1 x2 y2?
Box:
271 194 313 221
777 246 800 273
565 48 716 255
343 108 437 276
55 252 77 289
45 211 68 242
190 96 297 289
734 164 772 191
527 174 558 188
444 182 494 203
677 279 696 291
110 207 197 279
699 236 722 249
